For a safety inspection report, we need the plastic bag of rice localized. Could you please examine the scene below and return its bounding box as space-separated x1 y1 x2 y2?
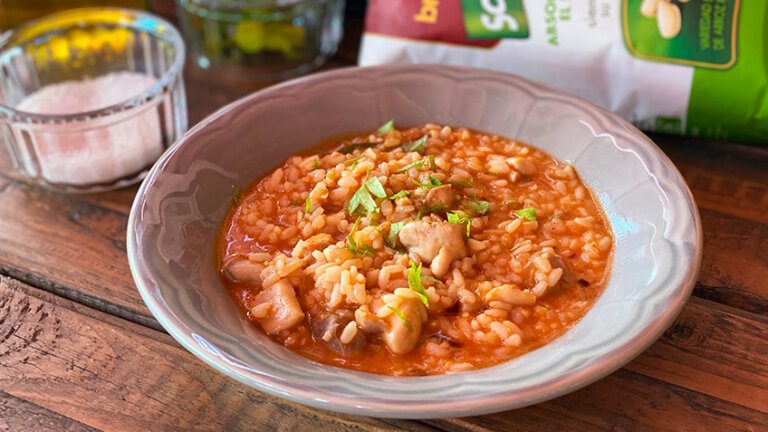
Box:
359 0 768 144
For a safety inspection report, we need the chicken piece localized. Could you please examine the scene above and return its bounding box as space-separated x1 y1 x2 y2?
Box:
398 220 467 278
507 157 536 175
485 284 536 306
355 294 427 354
309 312 367 355
251 279 304 334
424 184 453 210
222 255 264 284
292 233 334 258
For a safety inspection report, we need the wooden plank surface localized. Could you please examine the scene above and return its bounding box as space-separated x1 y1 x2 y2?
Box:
1 2 767 430
0 276 437 432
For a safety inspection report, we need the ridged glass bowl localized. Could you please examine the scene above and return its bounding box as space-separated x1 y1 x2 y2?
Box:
0 8 187 193
127 65 702 418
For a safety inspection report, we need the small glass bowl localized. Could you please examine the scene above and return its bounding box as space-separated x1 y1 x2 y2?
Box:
176 0 344 81
0 8 187 193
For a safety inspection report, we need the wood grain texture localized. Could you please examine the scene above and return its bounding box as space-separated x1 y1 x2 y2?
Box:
428 296 768 432
0 390 99 432
0 276 437 432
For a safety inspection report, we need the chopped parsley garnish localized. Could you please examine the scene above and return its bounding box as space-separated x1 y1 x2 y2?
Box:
515 207 537 221
343 155 363 165
412 176 443 189
232 186 242 204
377 120 394 136
463 199 490 215
401 135 428 154
408 261 429 307
348 184 377 215
347 176 386 215
421 274 442 285
504 199 519 205
551 214 562 219
312 159 319 170
338 142 377 154
347 217 376 257
417 204 448 219
512 243 520 250
386 306 411 329
429 154 436 170
305 196 311 213
447 179 473 188
397 159 425 172
386 221 405 249
389 190 409 199
365 176 387 199
412 179 433 189
447 210 472 236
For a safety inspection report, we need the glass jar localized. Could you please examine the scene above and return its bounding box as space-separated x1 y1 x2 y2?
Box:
176 0 344 81
0 8 187 193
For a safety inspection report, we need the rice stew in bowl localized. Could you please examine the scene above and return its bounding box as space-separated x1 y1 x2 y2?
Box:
218 124 613 376
128 65 701 417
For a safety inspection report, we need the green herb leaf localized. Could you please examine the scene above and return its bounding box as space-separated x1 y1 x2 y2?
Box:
377 120 394 136
447 179 473 188
305 196 311 213
412 179 433 189
504 199 519 205
463 199 490 215
347 179 378 215
416 204 447 220
338 142 377 154
312 159 319 170
358 241 377 257
512 243 520 250
347 216 366 256
447 210 472 237
412 178 442 189
365 176 387 199
428 154 436 170
386 306 411 329
408 261 429 307
515 207 537 221
396 159 425 173
343 155 363 165
551 214 562 219
357 189 376 214
401 135 428 154
387 221 405 249
389 190 409 200
232 186 242 204
421 274 442 285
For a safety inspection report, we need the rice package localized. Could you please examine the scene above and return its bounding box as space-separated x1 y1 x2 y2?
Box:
359 0 768 144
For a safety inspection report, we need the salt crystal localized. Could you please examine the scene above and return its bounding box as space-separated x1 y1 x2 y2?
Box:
16 72 164 186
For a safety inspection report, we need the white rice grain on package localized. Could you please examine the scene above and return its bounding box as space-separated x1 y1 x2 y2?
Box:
360 0 768 144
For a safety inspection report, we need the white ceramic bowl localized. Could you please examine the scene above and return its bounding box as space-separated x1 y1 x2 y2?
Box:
127 65 702 418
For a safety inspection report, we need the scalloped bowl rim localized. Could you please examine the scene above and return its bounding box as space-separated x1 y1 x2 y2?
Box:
127 64 702 418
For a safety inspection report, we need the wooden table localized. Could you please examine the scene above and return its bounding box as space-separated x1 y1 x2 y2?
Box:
1 5 767 432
